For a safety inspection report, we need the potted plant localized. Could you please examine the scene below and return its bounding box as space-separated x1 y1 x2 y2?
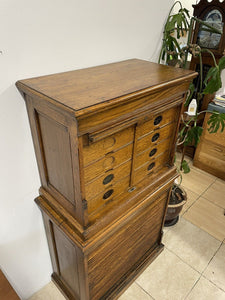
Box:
159 1 225 225
164 178 187 227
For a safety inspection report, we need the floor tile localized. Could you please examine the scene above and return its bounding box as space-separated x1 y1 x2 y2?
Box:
181 168 216 195
186 277 225 300
203 243 225 292
175 153 192 165
202 179 225 209
119 282 153 300
28 281 66 300
180 187 199 215
163 218 221 273
183 197 225 241
136 248 199 300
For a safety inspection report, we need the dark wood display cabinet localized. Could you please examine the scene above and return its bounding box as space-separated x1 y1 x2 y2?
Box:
16 59 196 300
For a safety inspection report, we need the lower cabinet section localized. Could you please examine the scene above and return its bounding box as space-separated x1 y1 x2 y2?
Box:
37 186 170 300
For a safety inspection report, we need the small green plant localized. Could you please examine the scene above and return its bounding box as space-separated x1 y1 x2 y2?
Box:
159 1 225 172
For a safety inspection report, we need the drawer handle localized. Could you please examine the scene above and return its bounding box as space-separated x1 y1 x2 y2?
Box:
128 186 136 192
152 133 160 142
149 148 157 157
154 115 162 126
147 162 155 171
103 137 116 149
103 189 114 200
103 174 114 185
103 156 115 169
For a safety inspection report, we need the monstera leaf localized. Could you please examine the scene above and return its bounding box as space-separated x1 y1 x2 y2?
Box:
203 56 225 94
184 126 203 147
207 111 225 133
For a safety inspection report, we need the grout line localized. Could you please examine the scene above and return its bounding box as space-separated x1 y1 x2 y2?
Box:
181 216 223 243
184 275 202 300
135 282 156 300
165 247 202 275
181 192 201 215
200 195 225 210
201 275 225 294
201 241 223 275
198 177 217 198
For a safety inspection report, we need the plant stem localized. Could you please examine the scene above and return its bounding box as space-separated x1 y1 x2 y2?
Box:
201 49 218 67
192 17 222 35
158 1 183 63
199 52 203 94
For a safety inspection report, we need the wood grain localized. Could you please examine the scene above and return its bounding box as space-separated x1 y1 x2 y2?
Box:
16 59 196 114
194 112 225 180
0 270 20 300
17 59 197 299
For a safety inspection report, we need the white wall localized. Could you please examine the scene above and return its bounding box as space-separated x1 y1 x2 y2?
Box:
177 0 196 16
0 0 174 299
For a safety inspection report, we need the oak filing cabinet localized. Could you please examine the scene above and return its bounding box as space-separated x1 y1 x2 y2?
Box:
16 59 196 299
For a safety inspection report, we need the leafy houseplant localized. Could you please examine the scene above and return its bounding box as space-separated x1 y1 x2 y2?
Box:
159 1 225 225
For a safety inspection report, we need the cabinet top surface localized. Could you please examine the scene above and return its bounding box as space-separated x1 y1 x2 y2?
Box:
16 59 196 115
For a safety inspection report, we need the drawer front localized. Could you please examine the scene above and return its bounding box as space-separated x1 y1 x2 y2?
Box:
134 138 171 169
197 140 225 162
88 190 169 300
85 160 131 200
83 143 133 184
133 152 169 185
87 176 130 214
136 107 177 138
136 122 175 154
83 126 134 166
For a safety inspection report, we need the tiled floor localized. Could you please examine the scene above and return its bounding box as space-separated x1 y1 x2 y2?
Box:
28 157 225 300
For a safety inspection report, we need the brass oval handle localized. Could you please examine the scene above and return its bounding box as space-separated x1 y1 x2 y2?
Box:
147 162 155 171
154 115 162 126
152 133 160 142
103 189 114 200
103 174 114 185
149 148 157 157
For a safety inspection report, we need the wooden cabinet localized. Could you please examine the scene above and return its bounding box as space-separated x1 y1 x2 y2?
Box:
16 59 196 299
194 104 225 180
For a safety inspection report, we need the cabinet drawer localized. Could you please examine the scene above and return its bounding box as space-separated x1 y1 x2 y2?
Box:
83 143 133 184
136 122 175 154
134 138 171 169
87 176 130 214
85 160 131 200
88 189 168 299
136 107 177 138
197 140 225 162
83 126 134 166
133 152 169 185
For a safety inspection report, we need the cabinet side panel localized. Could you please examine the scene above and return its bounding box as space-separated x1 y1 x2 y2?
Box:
52 224 81 299
37 112 75 205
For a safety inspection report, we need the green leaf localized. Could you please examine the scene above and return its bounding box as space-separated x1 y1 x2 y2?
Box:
184 126 203 147
181 160 190 173
207 111 225 133
218 56 225 71
185 82 195 106
203 66 222 94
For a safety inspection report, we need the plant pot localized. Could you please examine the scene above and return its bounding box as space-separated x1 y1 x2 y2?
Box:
164 185 187 227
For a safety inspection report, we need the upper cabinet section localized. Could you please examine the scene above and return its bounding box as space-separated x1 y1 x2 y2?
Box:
16 59 197 229
16 59 197 117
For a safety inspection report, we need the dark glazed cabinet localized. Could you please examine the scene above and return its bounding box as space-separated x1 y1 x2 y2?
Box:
16 59 196 299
